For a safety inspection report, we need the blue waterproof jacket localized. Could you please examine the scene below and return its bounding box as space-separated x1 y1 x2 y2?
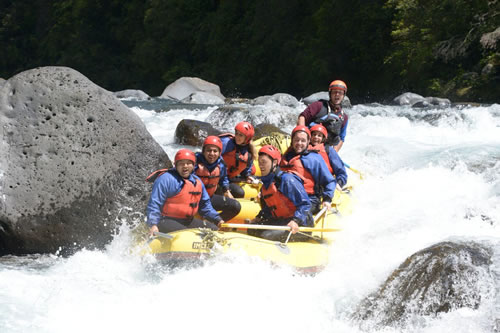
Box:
194 152 230 192
324 145 348 187
259 171 312 226
282 150 336 202
146 169 221 226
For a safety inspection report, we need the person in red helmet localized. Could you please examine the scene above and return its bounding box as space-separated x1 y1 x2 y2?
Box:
145 148 223 235
280 126 336 214
297 80 349 152
248 145 313 241
219 121 257 198
194 136 241 221
308 124 348 188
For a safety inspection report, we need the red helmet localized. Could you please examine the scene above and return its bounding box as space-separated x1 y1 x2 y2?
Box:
328 80 347 92
235 121 255 144
310 124 328 139
291 125 311 139
174 149 196 164
203 135 223 151
259 145 281 163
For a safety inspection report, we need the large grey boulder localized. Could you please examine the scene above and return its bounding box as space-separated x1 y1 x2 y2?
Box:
0 78 5 87
353 241 496 330
113 89 150 101
0 66 170 255
160 77 225 101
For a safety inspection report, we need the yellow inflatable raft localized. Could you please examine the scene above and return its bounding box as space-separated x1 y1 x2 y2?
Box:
231 132 290 198
252 132 291 177
138 186 353 273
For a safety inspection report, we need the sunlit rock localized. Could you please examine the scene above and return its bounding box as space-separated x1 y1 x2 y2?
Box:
0 66 170 255
412 96 452 107
174 119 222 147
252 93 299 107
160 77 225 101
393 92 451 108
251 95 272 105
411 100 431 108
302 91 352 108
353 241 496 330
113 89 150 101
181 91 225 105
425 96 451 107
302 92 329 105
0 78 5 87
393 92 426 106
207 105 297 131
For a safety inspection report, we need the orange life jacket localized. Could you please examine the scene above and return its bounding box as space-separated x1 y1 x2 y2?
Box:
308 143 333 173
279 154 315 194
195 163 220 197
161 178 203 220
145 168 169 183
220 134 252 178
261 177 296 219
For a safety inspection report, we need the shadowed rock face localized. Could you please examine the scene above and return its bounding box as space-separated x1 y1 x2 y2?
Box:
174 119 222 147
353 241 496 330
0 67 170 255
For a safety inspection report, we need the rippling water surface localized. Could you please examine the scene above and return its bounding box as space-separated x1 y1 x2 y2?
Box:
1 101 499 333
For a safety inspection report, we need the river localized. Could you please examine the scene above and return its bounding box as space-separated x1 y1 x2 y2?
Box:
1 99 499 332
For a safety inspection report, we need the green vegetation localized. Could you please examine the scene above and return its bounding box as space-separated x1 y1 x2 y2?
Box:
0 0 498 102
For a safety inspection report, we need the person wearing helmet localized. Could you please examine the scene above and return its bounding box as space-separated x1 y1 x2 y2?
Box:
145 148 224 235
248 145 313 241
194 136 241 221
297 80 349 152
280 126 336 213
308 124 348 188
219 121 257 198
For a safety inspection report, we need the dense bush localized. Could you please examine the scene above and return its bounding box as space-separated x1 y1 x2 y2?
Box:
0 0 498 102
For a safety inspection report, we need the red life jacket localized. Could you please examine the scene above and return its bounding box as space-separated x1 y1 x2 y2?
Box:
195 162 220 197
261 176 296 219
161 178 203 220
279 154 315 194
220 133 252 178
145 168 169 183
308 143 333 173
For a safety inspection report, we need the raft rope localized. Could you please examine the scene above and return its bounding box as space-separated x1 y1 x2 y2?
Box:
199 228 228 250
258 133 291 153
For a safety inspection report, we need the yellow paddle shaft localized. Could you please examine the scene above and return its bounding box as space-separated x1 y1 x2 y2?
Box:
220 223 340 233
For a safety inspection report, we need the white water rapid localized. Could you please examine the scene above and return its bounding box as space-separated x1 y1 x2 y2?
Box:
1 100 499 333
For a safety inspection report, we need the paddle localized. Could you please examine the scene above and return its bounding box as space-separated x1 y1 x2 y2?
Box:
219 223 340 233
343 162 364 179
152 231 174 240
314 207 328 223
220 207 337 233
